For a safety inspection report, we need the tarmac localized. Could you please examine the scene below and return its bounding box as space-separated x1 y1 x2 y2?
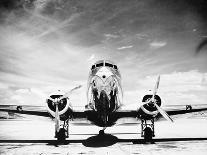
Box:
0 111 207 155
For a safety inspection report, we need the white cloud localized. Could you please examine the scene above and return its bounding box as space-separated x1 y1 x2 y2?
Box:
10 95 25 104
136 33 149 39
15 89 30 94
136 70 206 89
201 73 207 85
104 34 119 39
0 83 9 89
131 70 207 105
87 54 95 62
150 41 167 49
117 45 133 50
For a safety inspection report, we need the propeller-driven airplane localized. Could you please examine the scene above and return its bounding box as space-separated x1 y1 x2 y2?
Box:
1 60 207 142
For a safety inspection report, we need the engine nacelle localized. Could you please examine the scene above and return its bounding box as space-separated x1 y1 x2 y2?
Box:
46 90 73 121
138 94 162 119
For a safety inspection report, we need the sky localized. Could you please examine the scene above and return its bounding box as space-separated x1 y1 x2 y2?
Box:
0 0 207 107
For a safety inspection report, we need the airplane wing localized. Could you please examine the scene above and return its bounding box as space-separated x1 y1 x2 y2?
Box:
0 105 50 117
0 105 88 120
115 104 207 121
1 104 207 122
163 105 207 116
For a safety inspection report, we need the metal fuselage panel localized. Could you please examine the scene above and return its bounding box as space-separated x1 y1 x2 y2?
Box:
86 60 123 127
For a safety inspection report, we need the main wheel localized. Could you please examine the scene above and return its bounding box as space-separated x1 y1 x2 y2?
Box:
57 128 66 141
144 127 153 141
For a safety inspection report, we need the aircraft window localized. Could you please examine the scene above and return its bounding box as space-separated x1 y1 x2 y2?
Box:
114 65 117 69
105 63 113 68
96 63 104 67
91 65 95 70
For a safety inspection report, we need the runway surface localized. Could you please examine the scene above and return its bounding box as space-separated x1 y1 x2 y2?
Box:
0 111 207 155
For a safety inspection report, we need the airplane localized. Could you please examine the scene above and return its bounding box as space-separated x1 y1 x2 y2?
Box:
1 59 207 142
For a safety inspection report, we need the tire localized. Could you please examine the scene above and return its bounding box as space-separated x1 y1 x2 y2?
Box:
57 128 66 141
144 127 153 141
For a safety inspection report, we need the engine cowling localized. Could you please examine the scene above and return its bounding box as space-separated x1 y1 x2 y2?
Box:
138 94 161 119
46 90 73 121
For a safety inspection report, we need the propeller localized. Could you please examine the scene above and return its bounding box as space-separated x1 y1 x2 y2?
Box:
48 96 55 102
146 76 173 122
154 103 173 122
48 85 82 134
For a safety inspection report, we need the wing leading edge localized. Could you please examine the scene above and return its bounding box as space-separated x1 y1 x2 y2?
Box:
115 105 207 121
1 105 207 121
0 105 88 120
0 105 50 117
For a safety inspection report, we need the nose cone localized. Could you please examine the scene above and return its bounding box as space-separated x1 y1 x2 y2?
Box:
96 67 113 81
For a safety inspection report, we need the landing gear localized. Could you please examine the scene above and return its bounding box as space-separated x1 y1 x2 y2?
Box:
141 119 155 142
56 128 67 141
55 119 69 141
143 127 153 142
99 130 105 136
98 127 107 136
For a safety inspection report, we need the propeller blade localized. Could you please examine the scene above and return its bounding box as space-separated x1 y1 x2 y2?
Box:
141 100 150 107
59 85 82 100
154 103 173 122
48 97 55 102
152 75 160 102
142 75 160 105
55 104 60 133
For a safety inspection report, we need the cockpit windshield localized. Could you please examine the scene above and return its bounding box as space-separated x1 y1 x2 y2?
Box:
91 61 118 70
91 65 95 70
96 63 104 67
105 63 113 68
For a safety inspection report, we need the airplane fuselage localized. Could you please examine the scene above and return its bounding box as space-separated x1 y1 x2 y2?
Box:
86 60 123 127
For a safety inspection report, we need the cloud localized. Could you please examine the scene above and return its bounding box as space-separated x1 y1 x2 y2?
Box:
10 95 24 104
149 41 167 49
15 89 30 94
104 34 120 40
126 70 207 105
33 13 81 40
201 74 207 85
0 83 86 106
87 54 95 62
136 33 149 40
117 45 133 50
0 0 207 108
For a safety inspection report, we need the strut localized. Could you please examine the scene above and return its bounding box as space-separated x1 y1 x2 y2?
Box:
141 118 155 141
55 119 69 141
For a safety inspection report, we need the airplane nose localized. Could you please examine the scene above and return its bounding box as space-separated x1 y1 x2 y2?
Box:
96 67 113 81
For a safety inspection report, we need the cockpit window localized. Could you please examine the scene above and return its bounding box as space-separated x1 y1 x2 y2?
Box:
91 65 95 70
105 63 113 68
92 61 118 70
96 63 104 67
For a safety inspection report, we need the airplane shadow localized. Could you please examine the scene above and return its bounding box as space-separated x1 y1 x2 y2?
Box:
82 133 118 147
1 136 207 147
46 133 118 147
